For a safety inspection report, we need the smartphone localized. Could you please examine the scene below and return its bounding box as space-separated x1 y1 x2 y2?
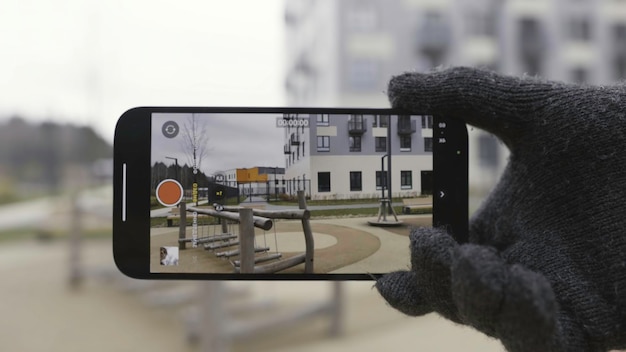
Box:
113 107 468 280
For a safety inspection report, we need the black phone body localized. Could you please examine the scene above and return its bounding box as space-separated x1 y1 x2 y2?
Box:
114 107 468 280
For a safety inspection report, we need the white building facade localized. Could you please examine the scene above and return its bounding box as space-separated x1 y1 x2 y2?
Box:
284 113 433 200
285 0 626 193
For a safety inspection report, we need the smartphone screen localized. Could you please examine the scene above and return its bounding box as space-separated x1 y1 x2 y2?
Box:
114 107 467 279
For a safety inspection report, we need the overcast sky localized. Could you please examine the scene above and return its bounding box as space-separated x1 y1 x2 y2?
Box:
152 112 284 175
0 0 285 142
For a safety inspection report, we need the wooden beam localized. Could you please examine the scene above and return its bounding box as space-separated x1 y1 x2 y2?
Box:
218 205 310 220
251 253 306 274
204 240 239 250
232 253 282 267
216 247 270 258
178 234 236 244
187 206 273 231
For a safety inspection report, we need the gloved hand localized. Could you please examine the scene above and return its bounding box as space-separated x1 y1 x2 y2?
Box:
376 67 626 352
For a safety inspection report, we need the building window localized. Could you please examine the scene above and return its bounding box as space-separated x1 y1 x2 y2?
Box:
346 6 378 32
568 17 591 41
467 10 496 37
317 136 330 152
519 18 544 76
380 115 389 127
398 115 411 128
349 171 362 191
349 135 362 152
421 115 433 129
376 171 388 190
302 141 305 157
571 67 588 83
424 137 433 152
316 114 329 126
373 115 389 128
522 55 542 77
612 24 626 80
401 171 412 189
478 133 500 169
614 54 626 80
348 115 365 131
400 135 412 151
375 137 387 152
318 172 331 192
614 23 626 47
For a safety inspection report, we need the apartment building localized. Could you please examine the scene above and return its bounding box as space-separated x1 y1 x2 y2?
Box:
283 113 432 200
285 0 626 192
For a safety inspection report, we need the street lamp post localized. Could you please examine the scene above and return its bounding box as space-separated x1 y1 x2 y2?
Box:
165 156 180 204
165 157 179 181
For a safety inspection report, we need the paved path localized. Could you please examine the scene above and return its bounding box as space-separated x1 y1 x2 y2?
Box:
0 185 112 232
324 215 430 273
1 238 505 352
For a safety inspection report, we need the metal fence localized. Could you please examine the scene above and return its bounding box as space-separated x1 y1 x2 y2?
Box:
216 180 312 203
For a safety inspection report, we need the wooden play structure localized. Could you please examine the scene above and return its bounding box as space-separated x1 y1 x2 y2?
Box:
178 191 314 274
401 196 433 214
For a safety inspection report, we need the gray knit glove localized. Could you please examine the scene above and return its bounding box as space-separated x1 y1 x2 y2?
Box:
376 67 626 352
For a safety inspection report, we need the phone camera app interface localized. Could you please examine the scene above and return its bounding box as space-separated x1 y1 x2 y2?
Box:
150 112 434 275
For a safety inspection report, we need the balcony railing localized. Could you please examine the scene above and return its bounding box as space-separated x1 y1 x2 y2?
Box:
290 134 301 146
519 19 546 60
397 120 416 134
416 16 451 55
348 118 367 134
284 144 291 154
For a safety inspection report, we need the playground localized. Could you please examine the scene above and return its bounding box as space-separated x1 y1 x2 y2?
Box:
150 187 433 274
151 215 431 274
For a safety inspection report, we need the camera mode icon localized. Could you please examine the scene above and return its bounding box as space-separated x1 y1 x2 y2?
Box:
162 121 180 139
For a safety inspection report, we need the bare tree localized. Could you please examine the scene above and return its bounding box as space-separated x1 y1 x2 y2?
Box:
179 113 211 175
179 114 211 205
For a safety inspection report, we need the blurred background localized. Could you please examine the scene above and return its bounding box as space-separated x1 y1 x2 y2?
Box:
2 0 625 351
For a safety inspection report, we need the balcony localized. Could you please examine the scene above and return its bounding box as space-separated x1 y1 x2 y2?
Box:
613 24 626 55
519 18 546 61
397 119 416 135
348 117 367 134
284 144 291 155
290 133 301 146
416 14 451 56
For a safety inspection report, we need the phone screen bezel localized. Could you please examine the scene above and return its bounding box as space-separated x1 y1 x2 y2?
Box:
113 107 468 280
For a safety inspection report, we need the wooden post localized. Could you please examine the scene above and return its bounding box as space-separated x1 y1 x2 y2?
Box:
198 281 229 352
238 208 255 274
329 282 344 337
220 218 228 235
179 202 187 250
68 191 82 288
298 191 314 273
